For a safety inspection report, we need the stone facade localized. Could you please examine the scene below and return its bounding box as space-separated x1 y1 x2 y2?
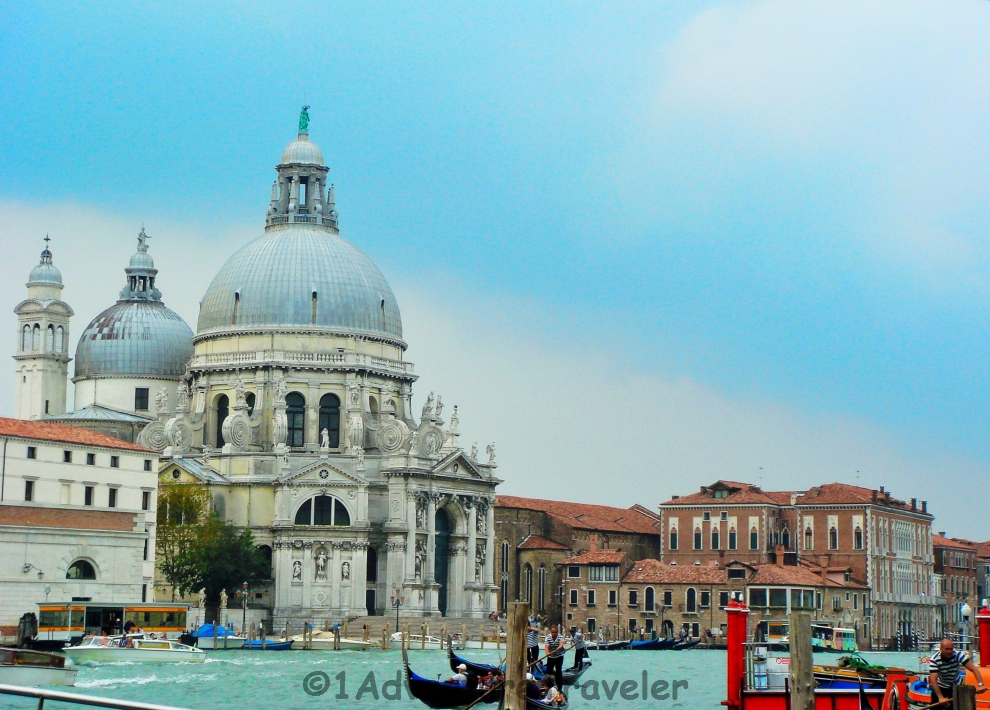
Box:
932 534 978 639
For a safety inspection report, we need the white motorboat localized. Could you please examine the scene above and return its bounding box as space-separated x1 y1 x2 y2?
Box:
390 632 467 651
0 648 77 686
63 635 206 664
290 631 372 650
195 635 246 649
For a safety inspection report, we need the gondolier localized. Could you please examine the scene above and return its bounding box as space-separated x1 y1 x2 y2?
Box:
544 625 568 689
527 623 540 665
928 639 985 703
569 628 587 670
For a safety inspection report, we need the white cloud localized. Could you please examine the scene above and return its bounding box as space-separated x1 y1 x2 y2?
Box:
0 199 985 536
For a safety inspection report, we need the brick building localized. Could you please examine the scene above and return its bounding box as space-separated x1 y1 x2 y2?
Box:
660 480 937 648
932 534 978 639
494 495 661 623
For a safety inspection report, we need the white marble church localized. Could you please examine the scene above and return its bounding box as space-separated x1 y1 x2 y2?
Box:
16 108 501 622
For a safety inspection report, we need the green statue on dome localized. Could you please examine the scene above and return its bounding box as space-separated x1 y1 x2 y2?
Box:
299 105 311 135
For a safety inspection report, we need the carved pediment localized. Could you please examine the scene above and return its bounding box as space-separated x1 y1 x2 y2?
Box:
278 460 369 487
431 451 485 480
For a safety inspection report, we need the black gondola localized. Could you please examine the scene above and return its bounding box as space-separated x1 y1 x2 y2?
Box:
629 637 678 650
449 647 502 676
591 640 630 651
406 647 503 709
532 658 592 686
671 639 701 650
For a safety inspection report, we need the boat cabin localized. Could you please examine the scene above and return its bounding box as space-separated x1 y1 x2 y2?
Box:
36 602 191 641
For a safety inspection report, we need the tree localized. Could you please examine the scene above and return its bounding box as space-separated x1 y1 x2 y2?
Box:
156 482 211 601
182 516 270 604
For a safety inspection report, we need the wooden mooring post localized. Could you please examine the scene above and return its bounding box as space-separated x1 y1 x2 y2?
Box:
788 612 814 710
505 602 529 710
953 685 977 710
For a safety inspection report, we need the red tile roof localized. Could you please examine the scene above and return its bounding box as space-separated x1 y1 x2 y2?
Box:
559 551 628 565
0 417 153 452
796 483 918 511
748 564 832 587
518 535 569 551
495 495 661 535
933 535 977 551
660 480 783 506
622 559 727 584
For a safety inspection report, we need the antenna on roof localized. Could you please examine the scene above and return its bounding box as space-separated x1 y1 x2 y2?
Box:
856 470 860 486
759 467 763 488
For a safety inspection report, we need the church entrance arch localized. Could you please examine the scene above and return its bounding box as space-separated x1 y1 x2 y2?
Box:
435 508 451 615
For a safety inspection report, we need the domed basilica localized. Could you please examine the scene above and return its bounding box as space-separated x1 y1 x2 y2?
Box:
15 108 501 622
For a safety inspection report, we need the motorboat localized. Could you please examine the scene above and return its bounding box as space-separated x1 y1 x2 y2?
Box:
63 635 205 664
404 647 503 708
243 639 294 650
290 631 372 650
194 623 246 649
0 648 78 687
814 655 904 691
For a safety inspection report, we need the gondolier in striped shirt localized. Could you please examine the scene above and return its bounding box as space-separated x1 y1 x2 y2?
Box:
526 622 540 665
928 639 985 703
544 625 568 689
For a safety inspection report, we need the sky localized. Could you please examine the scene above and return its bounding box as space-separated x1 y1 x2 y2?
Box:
1 1 989 535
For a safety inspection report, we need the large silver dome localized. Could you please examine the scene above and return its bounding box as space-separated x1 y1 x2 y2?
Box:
196 224 403 341
75 302 195 378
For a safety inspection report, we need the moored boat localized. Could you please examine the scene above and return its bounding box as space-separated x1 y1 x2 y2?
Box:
0 648 78 687
243 639 294 650
63 635 205 664
393 632 466 651
193 623 246 649
588 640 630 651
629 637 677 650
290 631 372 650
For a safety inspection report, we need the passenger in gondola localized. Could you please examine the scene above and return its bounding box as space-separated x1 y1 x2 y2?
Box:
526 673 541 700
446 663 470 686
540 675 565 706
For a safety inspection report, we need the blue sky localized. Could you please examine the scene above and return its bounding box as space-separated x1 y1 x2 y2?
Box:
1 1 989 531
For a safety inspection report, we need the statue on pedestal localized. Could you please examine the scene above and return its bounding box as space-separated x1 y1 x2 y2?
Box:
219 589 228 610
197 588 206 609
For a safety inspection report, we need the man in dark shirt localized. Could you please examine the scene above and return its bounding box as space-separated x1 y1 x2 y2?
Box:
929 639 985 703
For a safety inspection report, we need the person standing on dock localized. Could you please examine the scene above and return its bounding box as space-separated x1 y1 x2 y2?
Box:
544 625 567 688
929 639 986 704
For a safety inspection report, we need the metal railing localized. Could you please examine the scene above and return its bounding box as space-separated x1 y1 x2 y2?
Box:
0 683 191 710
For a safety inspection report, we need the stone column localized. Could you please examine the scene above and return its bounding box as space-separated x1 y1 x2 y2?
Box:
467 503 478 583
427 496 438 583
406 493 417 581
484 502 495 586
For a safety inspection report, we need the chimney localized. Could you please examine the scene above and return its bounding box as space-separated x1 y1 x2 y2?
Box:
775 545 785 567
879 486 885 494
872 490 878 504
939 532 946 537
922 500 928 513
911 498 917 511
672 495 680 500
589 534 599 551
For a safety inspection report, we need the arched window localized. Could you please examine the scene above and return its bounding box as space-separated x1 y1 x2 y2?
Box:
728 527 738 550
750 527 759 550
214 394 229 447
500 541 510 609
245 392 256 416
645 586 655 612
319 394 340 448
21 325 31 351
368 396 379 423
782 528 791 550
286 393 305 447
669 526 678 551
523 564 533 603
828 527 838 550
693 527 702 550
45 324 54 351
67 560 96 580
537 566 546 612
32 324 40 351
854 527 864 550
55 326 64 353
686 588 697 613
367 548 378 582
805 527 813 550
294 495 351 526
711 528 720 550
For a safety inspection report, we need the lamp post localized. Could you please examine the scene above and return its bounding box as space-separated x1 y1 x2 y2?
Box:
391 589 404 630
235 581 249 635
962 602 973 651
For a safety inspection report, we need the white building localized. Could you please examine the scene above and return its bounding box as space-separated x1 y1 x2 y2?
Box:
0 417 157 629
15 107 502 624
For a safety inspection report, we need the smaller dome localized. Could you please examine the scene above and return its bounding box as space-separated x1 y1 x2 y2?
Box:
129 250 155 269
281 134 324 166
28 249 62 286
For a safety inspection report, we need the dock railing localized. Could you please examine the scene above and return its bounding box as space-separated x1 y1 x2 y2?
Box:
0 683 191 710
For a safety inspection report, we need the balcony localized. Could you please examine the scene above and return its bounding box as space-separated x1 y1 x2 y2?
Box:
190 350 415 375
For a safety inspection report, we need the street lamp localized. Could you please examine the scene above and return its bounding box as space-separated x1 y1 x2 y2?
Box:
962 602 973 650
235 581 250 635
391 589 404 630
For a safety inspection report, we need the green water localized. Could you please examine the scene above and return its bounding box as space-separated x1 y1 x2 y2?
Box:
1 649 930 710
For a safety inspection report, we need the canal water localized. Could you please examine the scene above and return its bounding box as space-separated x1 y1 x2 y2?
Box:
2 649 931 710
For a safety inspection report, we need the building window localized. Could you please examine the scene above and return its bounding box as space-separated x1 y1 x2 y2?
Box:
55 326 63 353
21 325 30 351
569 589 578 605
769 589 787 608
589 565 604 582
853 593 858 610
719 590 730 607
27 446 37 460
24 480 34 502
669 528 678 550
143 538 149 561
110 456 119 468
63 450 72 463
84 486 94 506
567 566 580 579
645 618 654 632
728 528 737 550
854 527 864 550
700 590 711 608
32 323 40 350
703 511 711 521
87 453 96 466
711 529 720 550
108 488 117 508
645 586 655 611
686 588 697 613
66 560 96 580
750 527 758 550
214 394 229 447
805 527 813 550
828 527 838 550
143 459 152 472
319 394 341 448
629 619 638 632
604 565 619 582
523 565 533 603
663 590 672 607
134 387 149 411
720 511 728 521
782 528 791 549
587 589 596 606
245 392 256 415
293 495 351 526
142 491 151 511
538 566 547 611
608 589 617 606
694 528 702 550
286 392 306 447
728 567 746 580
628 589 638 606
587 618 597 633
749 588 767 607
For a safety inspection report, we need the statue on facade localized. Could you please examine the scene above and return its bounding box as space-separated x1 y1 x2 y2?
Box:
471 442 478 460
235 376 246 407
347 382 361 407
155 386 169 415
219 589 228 610
341 561 350 580
449 405 459 433
414 540 426 581
299 105 311 134
292 560 302 580
356 448 365 469
477 512 486 536
176 381 189 411
320 428 330 450
435 395 443 417
315 550 328 580
197 588 206 609
274 375 287 405
421 391 435 418
475 545 485 581
202 444 212 462
415 499 427 530
408 430 418 453
486 442 496 465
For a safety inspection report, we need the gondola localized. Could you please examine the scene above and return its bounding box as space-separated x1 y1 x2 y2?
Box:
590 640 630 651
629 637 677 650
449 646 502 676
671 639 701 650
449 646 590 687
406 647 503 709
532 658 592 686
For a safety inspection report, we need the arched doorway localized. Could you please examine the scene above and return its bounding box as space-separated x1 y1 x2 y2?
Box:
435 509 451 615
662 620 674 638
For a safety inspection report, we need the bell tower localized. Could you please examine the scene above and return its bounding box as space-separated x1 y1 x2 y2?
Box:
14 238 74 419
